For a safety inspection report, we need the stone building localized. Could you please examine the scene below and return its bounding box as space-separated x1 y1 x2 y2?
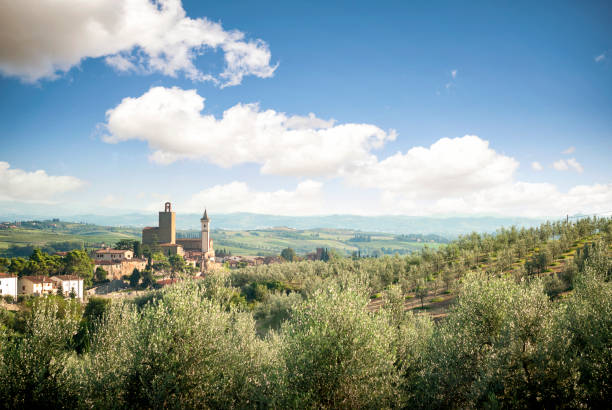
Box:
94 249 133 262
142 202 215 269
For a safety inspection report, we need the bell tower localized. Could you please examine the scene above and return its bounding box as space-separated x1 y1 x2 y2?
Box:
201 209 210 253
158 202 176 244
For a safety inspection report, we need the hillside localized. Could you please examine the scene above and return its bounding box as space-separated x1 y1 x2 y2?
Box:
0 211 545 237
0 217 609 408
0 220 141 256
0 220 447 257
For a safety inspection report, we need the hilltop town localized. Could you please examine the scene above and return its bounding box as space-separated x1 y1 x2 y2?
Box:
0 202 295 300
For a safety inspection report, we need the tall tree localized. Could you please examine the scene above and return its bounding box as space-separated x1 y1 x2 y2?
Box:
63 250 94 286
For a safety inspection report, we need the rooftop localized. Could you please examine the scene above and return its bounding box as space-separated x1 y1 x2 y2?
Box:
52 275 82 281
21 275 55 283
95 249 131 254
0 273 16 279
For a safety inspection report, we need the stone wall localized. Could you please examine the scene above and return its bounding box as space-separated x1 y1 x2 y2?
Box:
142 227 159 246
94 259 148 280
176 238 201 251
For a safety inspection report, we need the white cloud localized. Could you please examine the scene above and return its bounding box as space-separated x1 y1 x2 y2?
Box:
348 135 518 199
562 146 575 154
531 161 543 171
595 52 606 63
553 158 583 173
103 86 397 176
0 0 276 86
379 182 612 218
553 159 568 171
451 69 457 79
0 161 84 202
184 180 325 215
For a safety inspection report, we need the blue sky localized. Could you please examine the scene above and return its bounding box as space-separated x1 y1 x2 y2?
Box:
0 0 610 217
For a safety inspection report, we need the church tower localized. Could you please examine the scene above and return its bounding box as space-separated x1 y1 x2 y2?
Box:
201 209 210 253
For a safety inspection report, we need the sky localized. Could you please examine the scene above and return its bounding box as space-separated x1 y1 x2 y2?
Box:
0 0 611 218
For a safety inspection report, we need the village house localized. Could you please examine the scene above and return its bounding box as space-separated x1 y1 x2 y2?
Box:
50 275 84 300
94 248 133 262
0 273 18 298
18 276 56 296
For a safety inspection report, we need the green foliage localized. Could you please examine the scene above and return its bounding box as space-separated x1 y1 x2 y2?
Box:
280 247 297 262
129 268 140 288
168 254 186 275
0 217 609 408
94 266 108 283
63 250 94 286
277 285 400 408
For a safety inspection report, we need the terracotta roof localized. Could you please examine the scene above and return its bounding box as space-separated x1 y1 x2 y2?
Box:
52 275 82 281
0 273 16 279
94 259 146 265
95 249 131 254
142 226 158 230
21 275 55 284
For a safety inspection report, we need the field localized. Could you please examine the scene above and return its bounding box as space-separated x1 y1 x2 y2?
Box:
0 220 447 257
210 228 446 256
0 220 141 254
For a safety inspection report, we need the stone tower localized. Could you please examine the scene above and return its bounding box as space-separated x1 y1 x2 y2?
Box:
158 202 176 244
201 209 210 253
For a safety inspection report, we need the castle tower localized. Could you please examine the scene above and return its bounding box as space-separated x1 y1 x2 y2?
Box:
201 209 210 253
158 202 176 244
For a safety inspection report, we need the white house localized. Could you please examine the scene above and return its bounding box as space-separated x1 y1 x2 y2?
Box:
50 275 84 300
0 273 18 298
18 276 56 296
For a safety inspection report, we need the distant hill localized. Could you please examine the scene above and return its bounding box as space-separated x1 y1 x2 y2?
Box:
0 212 547 237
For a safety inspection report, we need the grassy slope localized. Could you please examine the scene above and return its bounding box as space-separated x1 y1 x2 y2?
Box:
0 222 140 250
367 233 610 319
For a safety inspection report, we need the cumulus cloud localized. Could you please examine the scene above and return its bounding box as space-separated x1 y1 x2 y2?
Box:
348 135 518 199
562 146 575 154
0 161 84 202
103 86 396 176
594 52 606 63
184 180 324 215
531 161 543 171
0 0 276 85
553 158 583 173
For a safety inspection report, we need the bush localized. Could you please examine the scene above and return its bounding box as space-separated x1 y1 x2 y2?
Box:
277 285 400 408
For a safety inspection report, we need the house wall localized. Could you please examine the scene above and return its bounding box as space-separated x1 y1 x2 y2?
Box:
18 279 55 295
0 277 17 297
51 278 84 300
